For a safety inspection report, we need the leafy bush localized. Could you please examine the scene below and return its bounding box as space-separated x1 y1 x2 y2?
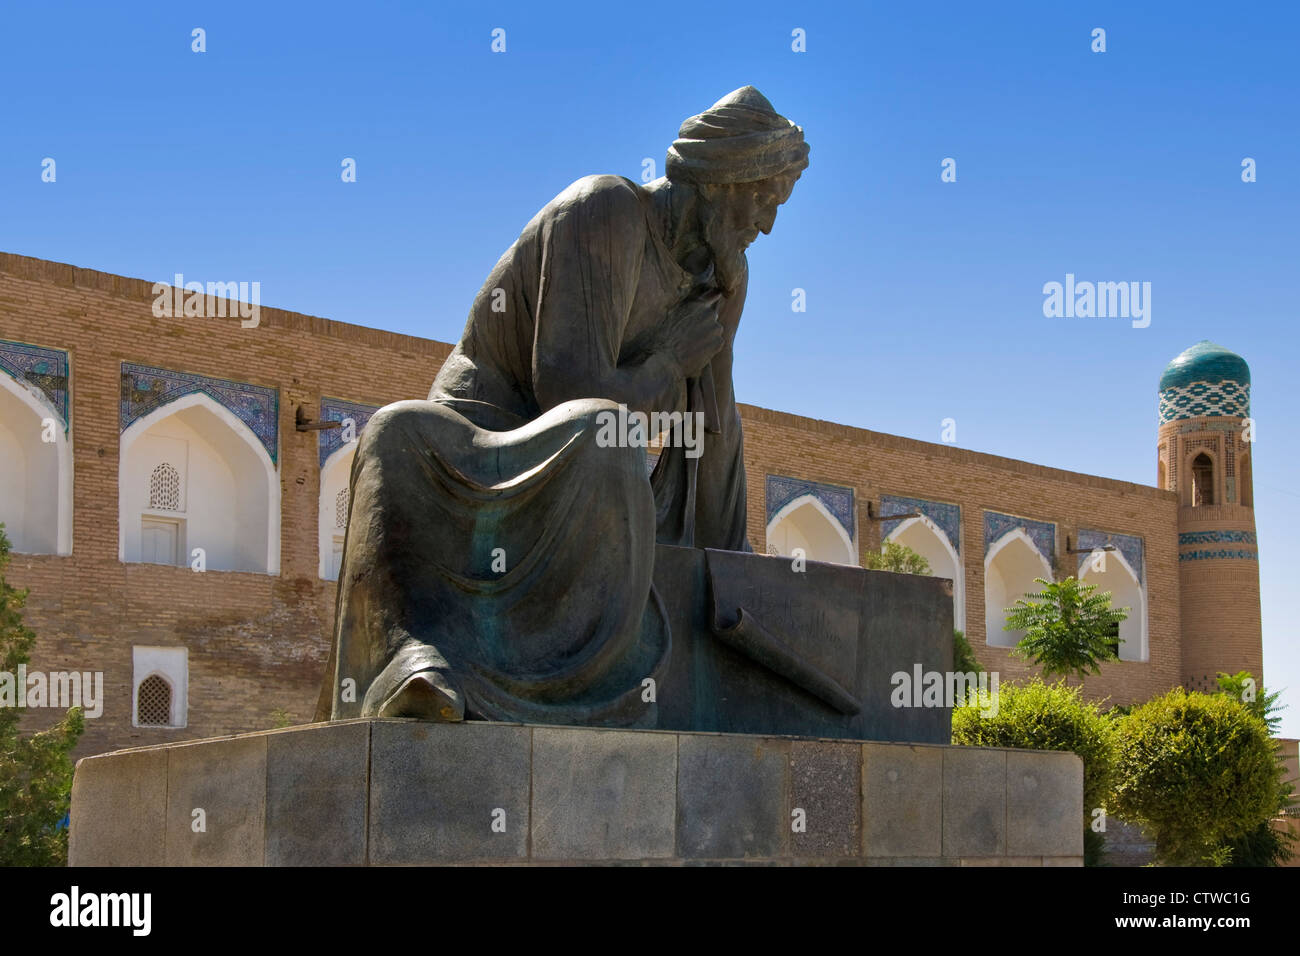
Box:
952 677 1117 865
1111 688 1280 866
864 540 931 575
1213 672 1295 866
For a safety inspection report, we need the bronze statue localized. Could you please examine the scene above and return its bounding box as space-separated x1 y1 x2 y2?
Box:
317 87 809 725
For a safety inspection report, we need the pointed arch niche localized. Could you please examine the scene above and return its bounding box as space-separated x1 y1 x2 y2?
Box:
0 358 72 555
1079 545 1147 663
119 391 279 573
765 476 857 566
984 528 1053 647
319 443 355 581
884 514 964 633
766 494 857 566
316 398 380 581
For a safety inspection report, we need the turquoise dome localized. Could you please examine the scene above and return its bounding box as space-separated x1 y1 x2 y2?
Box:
1158 341 1251 424
1159 341 1250 392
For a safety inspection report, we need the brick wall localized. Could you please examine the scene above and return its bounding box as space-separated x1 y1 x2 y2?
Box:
1 252 447 757
739 404 1184 706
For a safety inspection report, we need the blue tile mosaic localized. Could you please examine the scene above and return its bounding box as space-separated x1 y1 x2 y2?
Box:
1077 529 1145 583
1178 530 1256 546
120 362 279 464
984 511 1055 565
0 339 69 429
879 495 960 554
1158 380 1250 424
1179 549 1258 562
765 475 855 543
318 397 382 467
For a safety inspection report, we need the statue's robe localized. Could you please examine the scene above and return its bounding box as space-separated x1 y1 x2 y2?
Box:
315 174 750 724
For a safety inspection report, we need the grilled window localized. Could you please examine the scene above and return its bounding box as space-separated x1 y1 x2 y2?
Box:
136 674 172 726
149 463 181 511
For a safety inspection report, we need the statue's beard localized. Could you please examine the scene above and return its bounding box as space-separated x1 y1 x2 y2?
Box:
698 199 746 297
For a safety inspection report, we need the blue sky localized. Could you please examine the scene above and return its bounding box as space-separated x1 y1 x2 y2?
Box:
3 1 1298 734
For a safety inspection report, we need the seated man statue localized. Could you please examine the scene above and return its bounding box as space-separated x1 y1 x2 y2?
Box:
317 86 809 725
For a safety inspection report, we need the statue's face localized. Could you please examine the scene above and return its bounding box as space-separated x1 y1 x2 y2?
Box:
698 171 800 293
706 174 799 250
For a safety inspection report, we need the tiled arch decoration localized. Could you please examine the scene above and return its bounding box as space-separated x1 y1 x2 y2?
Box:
120 363 279 465
879 495 961 554
0 339 69 430
318 397 382 466
765 475 855 545
1077 529 1144 582
984 511 1055 567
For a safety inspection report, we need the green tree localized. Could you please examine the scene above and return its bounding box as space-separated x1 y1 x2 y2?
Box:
0 524 84 866
1111 688 1279 866
863 539 931 575
1004 577 1128 681
1213 671 1295 866
1214 670 1286 734
952 677 1117 865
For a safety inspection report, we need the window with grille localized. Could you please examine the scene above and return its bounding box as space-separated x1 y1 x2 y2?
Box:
136 674 172 726
335 488 348 529
149 463 181 510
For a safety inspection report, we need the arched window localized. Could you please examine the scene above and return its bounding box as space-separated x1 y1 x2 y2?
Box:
1239 453 1252 508
335 488 348 530
1157 460 1167 491
1191 454 1214 506
136 674 172 726
149 462 181 511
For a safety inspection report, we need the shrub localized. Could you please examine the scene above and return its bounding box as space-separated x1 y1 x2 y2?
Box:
1111 688 1279 866
864 540 931 575
1213 671 1295 866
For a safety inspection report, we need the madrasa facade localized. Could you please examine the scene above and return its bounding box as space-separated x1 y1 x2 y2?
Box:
0 251 1264 758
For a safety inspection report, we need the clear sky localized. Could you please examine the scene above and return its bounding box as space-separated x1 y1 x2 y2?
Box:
2 1 1297 734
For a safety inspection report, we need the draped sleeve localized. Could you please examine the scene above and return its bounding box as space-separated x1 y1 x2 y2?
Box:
531 176 655 412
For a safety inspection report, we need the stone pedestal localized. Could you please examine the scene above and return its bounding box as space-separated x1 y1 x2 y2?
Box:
70 720 1083 866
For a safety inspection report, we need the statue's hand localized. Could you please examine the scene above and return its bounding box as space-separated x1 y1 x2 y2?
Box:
659 291 725 379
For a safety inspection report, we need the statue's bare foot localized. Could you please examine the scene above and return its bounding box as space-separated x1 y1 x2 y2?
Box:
374 669 465 721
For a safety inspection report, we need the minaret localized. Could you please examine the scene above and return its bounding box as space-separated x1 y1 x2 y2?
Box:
1157 341 1263 690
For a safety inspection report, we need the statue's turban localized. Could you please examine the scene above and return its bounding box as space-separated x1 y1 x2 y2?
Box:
666 86 810 185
